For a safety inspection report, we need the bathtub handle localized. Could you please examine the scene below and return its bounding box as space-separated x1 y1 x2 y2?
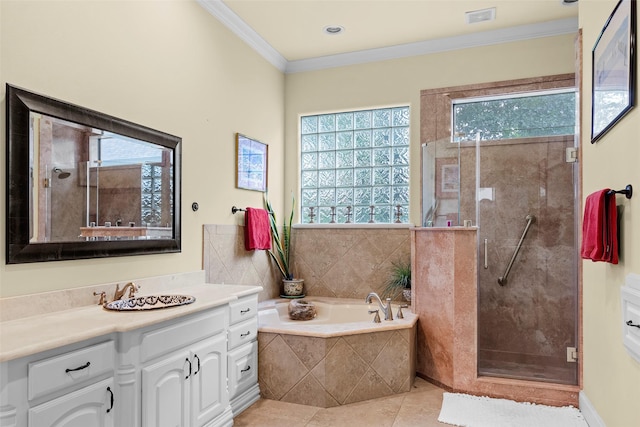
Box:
368 309 381 323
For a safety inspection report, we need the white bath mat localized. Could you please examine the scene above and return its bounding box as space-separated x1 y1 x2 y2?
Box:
438 392 589 427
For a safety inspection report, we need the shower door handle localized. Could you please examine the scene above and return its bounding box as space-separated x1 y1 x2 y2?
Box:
484 239 488 269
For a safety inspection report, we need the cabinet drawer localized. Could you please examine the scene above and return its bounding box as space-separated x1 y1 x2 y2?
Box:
140 307 227 363
28 340 115 401
228 342 257 399
229 295 258 325
227 318 257 350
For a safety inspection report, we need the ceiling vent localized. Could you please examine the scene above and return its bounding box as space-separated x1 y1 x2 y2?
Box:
465 7 496 25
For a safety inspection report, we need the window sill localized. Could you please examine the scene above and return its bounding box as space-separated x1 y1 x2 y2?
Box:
293 223 413 229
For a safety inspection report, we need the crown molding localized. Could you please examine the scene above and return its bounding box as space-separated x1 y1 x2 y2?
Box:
198 0 578 75
286 17 579 73
197 0 288 72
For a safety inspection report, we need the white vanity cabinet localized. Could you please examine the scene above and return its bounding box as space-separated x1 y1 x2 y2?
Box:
0 338 116 427
133 305 233 427
226 294 260 415
0 284 262 427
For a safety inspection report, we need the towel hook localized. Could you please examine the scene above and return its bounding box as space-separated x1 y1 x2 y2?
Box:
608 185 633 199
231 206 246 214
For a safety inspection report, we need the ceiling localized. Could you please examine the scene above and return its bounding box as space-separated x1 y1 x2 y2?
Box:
197 0 579 73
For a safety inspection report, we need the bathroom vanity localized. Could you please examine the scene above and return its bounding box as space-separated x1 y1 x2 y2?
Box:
0 279 261 427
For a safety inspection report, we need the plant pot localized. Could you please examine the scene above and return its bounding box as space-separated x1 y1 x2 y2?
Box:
283 279 304 296
402 289 412 302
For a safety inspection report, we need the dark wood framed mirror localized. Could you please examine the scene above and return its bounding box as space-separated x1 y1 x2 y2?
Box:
6 84 181 263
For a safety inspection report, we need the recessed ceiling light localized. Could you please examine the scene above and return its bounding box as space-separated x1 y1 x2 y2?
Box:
323 25 344 35
561 0 578 5
465 7 496 25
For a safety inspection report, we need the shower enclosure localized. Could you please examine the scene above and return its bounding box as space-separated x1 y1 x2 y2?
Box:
471 135 578 385
421 78 579 386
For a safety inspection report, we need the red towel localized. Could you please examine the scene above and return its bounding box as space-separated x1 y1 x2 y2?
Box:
581 189 618 264
244 208 272 251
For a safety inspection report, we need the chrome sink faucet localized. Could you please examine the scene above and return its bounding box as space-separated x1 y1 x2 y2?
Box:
365 292 393 321
113 282 139 301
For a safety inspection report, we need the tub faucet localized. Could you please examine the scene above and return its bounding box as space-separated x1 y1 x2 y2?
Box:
365 292 393 321
113 282 139 301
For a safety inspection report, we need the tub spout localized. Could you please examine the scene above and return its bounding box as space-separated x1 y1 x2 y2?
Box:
365 292 393 321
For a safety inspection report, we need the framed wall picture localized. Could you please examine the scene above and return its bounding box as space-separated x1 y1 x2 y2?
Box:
591 0 636 143
435 157 460 199
236 133 268 192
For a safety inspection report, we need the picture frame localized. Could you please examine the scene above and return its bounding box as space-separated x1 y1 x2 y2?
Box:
435 157 460 199
236 133 268 192
591 0 636 143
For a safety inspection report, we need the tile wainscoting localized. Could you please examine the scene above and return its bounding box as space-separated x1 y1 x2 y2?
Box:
203 224 411 301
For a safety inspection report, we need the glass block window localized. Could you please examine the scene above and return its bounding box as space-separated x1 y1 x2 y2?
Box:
141 164 173 227
452 90 576 141
301 106 410 224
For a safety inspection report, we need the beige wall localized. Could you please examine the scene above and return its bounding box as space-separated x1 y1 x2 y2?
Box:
284 34 577 224
0 0 285 297
580 1 640 426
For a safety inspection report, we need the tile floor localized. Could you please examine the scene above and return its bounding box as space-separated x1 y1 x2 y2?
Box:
234 377 447 427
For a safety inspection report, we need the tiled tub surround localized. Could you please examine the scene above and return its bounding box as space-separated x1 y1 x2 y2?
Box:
204 224 281 302
289 225 411 299
412 228 580 407
257 297 417 408
203 224 411 301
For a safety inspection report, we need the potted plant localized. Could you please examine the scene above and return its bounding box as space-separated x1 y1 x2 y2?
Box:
381 260 411 302
264 196 303 297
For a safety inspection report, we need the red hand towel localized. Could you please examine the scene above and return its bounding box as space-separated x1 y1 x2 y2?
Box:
581 189 618 264
244 208 272 251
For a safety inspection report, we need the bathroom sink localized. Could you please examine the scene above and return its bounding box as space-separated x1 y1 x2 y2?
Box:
104 294 196 311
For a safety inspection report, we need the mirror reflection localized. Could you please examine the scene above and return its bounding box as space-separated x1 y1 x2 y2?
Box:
6 83 181 264
32 113 174 243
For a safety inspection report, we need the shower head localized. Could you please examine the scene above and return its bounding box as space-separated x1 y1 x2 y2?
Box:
53 167 71 179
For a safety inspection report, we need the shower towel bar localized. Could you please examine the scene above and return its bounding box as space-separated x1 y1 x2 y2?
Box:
498 214 536 286
607 184 633 199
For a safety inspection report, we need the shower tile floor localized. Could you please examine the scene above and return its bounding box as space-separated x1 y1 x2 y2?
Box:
234 377 447 427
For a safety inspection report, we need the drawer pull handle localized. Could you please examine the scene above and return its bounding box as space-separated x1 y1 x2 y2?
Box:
106 386 114 413
626 320 640 329
240 365 251 373
65 361 91 373
185 357 192 379
240 308 251 314
193 354 201 376
240 331 251 337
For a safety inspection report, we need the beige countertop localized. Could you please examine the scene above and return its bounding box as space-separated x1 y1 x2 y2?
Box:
0 283 262 363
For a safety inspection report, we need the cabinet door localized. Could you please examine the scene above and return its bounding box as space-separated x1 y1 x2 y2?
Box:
29 378 114 427
189 334 227 427
142 351 189 427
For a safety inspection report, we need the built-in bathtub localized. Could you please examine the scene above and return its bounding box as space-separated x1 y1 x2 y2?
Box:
257 297 417 407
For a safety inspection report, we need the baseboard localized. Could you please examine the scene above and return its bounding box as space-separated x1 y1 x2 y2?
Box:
230 384 261 416
579 391 606 427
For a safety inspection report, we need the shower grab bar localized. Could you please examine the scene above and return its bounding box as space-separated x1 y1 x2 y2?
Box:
484 239 488 269
498 214 536 286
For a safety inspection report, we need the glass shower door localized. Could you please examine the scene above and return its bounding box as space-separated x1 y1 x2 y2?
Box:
476 136 578 385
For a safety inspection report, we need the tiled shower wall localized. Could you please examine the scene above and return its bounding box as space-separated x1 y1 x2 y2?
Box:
203 225 411 301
